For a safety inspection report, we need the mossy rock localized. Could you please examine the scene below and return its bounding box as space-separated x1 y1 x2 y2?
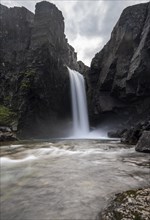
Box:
20 70 36 91
97 188 150 220
0 105 16 126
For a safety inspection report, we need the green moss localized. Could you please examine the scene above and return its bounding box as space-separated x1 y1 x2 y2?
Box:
133 212 142 220
24 70 35 78
113 211 123 220
0 105 16 126
20 80 30 90
115 190 137 203
114 193 126 203
20 70 35 90
125 190 137 197
4 95 11 105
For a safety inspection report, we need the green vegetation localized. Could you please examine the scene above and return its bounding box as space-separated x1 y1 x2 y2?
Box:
4 95 11 105
20 70 36 90
115 189 137 203
0 105 16 126
133 212 142 220
113 211 123 220
24 70 36 78
20 80 31 90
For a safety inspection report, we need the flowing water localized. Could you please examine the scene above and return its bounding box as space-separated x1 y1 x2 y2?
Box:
1 140 149 220
69 68 89 137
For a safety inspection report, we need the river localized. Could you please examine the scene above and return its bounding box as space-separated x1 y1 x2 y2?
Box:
0 139 149 220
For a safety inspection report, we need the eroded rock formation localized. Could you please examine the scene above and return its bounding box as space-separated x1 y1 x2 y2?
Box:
88 2 150 124
0 1 82 138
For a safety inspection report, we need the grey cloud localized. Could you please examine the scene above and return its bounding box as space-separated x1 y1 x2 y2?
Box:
59 0 148 64
82 47 100 64
72 1 102 38
65 20 78 41
78 14 102 38
1 0 148 65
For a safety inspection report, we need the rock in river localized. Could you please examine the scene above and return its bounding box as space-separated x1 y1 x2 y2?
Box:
135 131 150 153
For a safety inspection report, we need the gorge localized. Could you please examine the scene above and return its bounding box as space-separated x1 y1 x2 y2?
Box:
0 1 150 220
0 1 150 141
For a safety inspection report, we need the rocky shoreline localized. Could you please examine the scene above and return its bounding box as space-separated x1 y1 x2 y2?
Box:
0 126 17 142
108 118 150 153
97 188 150 220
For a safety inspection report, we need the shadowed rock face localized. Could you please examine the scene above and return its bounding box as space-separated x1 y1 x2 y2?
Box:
88 2 150 123
135 131 150 153
0 1 82 138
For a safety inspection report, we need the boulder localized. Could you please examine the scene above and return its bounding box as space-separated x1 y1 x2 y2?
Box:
135 131 150 153
121 120 150 145
108 129 127 138
0 132 17 142
0 126 11 132
97 188 150 220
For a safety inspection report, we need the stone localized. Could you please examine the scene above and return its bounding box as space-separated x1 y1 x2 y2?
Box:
0 131 18 142
0 1 86 138
135 131 150 153
87 2 150 123
0 126 11 132
108 129 127 138
121 119 150 145
77 61 89 75
97 188 150 220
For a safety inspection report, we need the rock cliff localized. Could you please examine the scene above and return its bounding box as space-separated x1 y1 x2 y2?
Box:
0 1 81 138
88 2 150 124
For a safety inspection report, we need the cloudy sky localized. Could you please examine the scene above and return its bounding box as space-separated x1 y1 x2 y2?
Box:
1 0 148 65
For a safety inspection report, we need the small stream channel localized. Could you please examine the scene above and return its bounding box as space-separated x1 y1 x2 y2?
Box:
0 139 150 220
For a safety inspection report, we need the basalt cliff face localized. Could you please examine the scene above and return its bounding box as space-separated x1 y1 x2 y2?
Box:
88 2 150 125
0 1 82 138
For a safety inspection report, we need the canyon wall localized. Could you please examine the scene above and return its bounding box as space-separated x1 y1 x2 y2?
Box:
0 1 81 137
88 2 150 125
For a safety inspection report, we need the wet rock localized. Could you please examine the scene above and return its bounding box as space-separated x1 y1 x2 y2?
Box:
0 126 11 132
108 129 127 138
121 119 150 145
97 188 150 220
135 131 150 153
0 132 17 142
0 126 18 142
121 127 141 145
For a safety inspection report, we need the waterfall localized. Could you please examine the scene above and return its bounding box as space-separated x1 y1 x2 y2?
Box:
68 68 90 137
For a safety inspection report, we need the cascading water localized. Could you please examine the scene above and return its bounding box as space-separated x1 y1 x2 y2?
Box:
68 68 90 137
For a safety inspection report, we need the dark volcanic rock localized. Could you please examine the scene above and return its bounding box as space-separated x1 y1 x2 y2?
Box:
0 127 17 142
0 131 17 142
107 118 150 145
120 119 150 145
135 131 150 153
88 2 150 123
0 1 82 138
77 61 89 75
30 1 78 70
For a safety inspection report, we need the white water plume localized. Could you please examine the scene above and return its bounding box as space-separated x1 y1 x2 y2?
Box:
68 68 89 137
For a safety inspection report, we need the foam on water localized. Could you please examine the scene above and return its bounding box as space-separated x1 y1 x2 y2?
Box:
1 155 37 164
